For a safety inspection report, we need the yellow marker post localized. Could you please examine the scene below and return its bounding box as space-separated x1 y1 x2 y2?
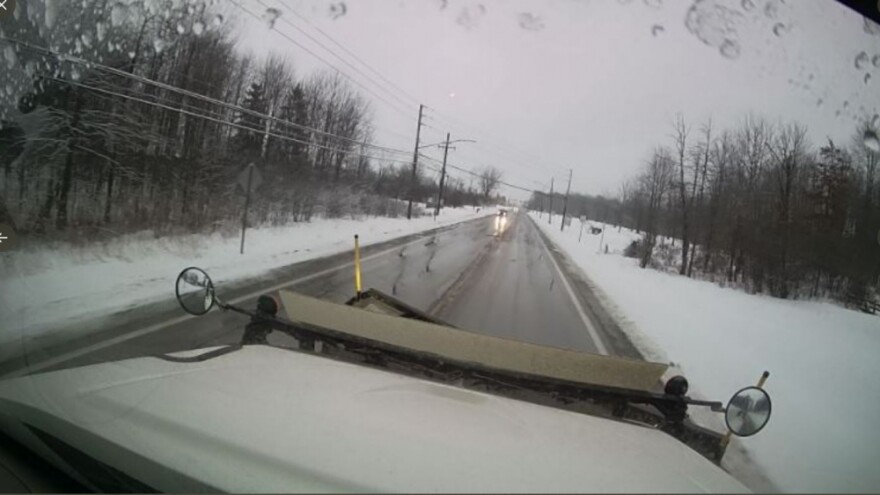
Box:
719 370 770 450
354 235 362 299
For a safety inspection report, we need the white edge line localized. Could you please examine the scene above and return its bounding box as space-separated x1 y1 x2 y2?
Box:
3 234 437 379
530 217 609 355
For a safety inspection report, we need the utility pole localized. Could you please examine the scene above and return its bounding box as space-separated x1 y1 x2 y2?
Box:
435 132 451 217
240 164 255 254
260 110 272 159
548 178 554 225
407 104 425 220
561 168 572 232
357 136 367 179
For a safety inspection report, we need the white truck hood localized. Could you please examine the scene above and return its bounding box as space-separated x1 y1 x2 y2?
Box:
0 346 748 493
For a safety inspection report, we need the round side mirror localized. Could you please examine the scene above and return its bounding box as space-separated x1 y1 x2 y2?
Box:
175 267 215 316
725 386 772 437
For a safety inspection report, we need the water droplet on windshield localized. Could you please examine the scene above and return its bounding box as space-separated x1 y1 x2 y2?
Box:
816 98 823 107
193 22 205 35
213 14 224 27
3 46 17 70
329 2 347 19
855 51 869 69
651 24 664 36
873 55 880 68
772 23 786 36
96 22 107 42
719 39 741 59
643 0 662 8
684 1 744 57
176 24 186 34
866 73 872 85
865 129 880 152
81 32 93 48
517 13 545 31
128 51 136 59
843 100 850 109
741 0 755 11
111 3 128 27
153 39 166 54
764 0 779 18
866 17 880 36
145 0 161 14
262 8 282 29
45 0 60 29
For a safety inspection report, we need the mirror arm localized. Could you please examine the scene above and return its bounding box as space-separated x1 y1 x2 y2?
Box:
685 398 726 412
215 298 254 317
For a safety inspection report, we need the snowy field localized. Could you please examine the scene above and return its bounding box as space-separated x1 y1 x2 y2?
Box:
531 211 880 493
0 207 491 347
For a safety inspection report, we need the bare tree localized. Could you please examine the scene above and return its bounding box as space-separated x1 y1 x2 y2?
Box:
686 117 713 276
671 114 693 274
479 166 503 201
765 122 808 296
639 148 674 268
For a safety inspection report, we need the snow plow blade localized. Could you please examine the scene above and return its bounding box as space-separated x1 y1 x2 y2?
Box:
282 289 667 392
276 288 728 462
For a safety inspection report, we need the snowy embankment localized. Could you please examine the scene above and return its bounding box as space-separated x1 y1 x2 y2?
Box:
0 208 491 346
530 212 880 494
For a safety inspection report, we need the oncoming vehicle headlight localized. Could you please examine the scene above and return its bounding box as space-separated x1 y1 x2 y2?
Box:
494 214 508 234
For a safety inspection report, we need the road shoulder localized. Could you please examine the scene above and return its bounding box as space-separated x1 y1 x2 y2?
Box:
528 215 645 360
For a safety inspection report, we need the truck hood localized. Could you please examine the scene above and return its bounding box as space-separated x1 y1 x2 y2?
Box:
0 346 748 493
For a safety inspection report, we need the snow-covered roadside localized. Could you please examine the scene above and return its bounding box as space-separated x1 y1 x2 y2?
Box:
530 212 880 493
0 208 492 346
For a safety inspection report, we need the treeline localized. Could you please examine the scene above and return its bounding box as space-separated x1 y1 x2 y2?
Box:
0 0 487 242
527 191 624 227
531 114 880 303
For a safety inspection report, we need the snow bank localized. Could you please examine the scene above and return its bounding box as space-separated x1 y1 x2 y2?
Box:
531 212 880 493
0 208 491 346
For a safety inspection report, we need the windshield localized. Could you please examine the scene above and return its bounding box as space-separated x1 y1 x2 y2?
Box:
1 0 879 493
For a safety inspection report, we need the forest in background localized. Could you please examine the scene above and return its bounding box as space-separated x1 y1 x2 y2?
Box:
529 114 880 305
0 0 503 245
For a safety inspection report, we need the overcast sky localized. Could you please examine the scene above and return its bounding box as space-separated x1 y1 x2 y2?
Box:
232 0 880 200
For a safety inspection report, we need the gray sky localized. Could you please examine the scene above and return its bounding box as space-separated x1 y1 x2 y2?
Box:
234 0 880 200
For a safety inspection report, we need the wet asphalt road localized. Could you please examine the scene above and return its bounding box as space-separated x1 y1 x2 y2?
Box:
436 213 602 353
0 210 629 378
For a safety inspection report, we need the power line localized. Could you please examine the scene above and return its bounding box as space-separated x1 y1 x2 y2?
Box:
236 3 549 185
274 0 423 107
257 3 552 183
5 39 541 196
417 154 538 194
53 76 421 166
229 0 419 121
423 107 564 177
258 0 420 112
2 37 415 158
425 107 547 164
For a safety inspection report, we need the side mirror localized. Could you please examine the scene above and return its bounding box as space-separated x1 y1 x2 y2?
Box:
175 267 215 316
725 386 772 437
